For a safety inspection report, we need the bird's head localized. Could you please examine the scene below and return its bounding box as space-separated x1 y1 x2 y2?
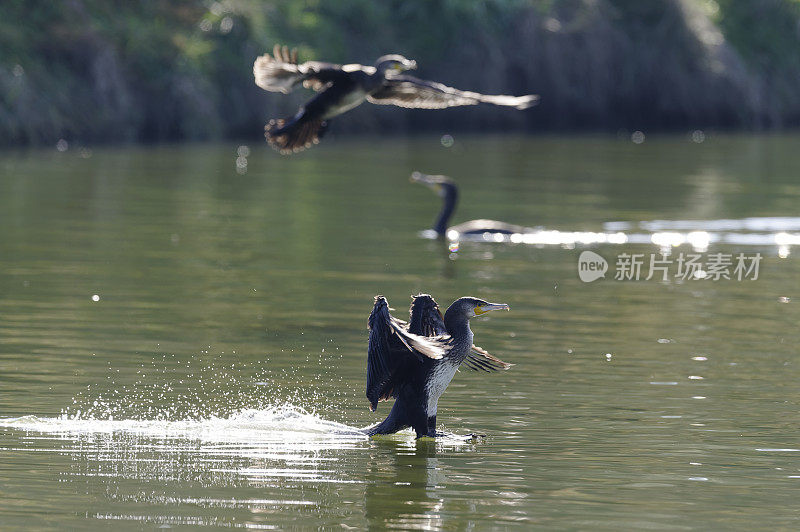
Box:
374 54 417 74
410 171 456 198
447 297 510 321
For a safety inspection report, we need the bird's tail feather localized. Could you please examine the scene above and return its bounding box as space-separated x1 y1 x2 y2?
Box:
265 117 330 155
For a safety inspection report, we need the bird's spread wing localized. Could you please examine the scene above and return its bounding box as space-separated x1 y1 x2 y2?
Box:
265 117 330 154
367 296 445 411
253 45 348 93
367 75 539 110
463 344 514 372
408 294 447 337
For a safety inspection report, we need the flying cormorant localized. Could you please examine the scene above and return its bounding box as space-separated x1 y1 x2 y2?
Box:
253 45 539 154
411 172 536 239
366 294 512 438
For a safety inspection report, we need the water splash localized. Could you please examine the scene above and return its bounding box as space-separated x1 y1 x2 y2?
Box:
0 405 368 489
0 345 476 499
0 405 365 445
63 347 355 422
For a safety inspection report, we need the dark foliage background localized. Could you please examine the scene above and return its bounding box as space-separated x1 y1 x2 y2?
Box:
1 0 799 146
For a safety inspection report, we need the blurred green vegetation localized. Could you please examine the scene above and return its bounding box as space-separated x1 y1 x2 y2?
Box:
0 0 799 146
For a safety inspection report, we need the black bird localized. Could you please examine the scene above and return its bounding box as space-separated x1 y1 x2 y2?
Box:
366 294 512 438
411 172 535 239
253 45 539 154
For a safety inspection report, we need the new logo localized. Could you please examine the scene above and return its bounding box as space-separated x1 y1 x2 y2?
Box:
578 251 608 282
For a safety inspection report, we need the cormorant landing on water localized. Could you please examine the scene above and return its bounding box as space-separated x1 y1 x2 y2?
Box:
411 172 536 239
366 294 512 438
253 45 539 154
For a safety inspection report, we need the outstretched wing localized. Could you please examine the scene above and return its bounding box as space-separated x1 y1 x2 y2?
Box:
407 294 447 337
264 117 330 154
367 296 445 411
253 44 348 93
463 344 514 372
367 75 539 110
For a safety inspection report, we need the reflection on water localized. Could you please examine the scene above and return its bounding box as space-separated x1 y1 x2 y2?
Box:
365 440 447 530
0 407 478 529
606 217 800 255
605 216 800 232
2 136 800 528
434 217 800 257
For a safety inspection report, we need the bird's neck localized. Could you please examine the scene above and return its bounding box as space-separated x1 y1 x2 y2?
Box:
443 312 473 347
433 185 457 236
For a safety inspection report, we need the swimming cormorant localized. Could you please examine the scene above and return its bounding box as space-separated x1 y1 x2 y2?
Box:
411 172 535 239
253 45 539 154
366 294 512 438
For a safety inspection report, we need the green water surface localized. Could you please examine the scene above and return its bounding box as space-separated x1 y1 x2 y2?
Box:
1 135 800 530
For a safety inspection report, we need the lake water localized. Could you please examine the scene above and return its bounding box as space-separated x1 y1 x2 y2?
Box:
1 135 799 529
